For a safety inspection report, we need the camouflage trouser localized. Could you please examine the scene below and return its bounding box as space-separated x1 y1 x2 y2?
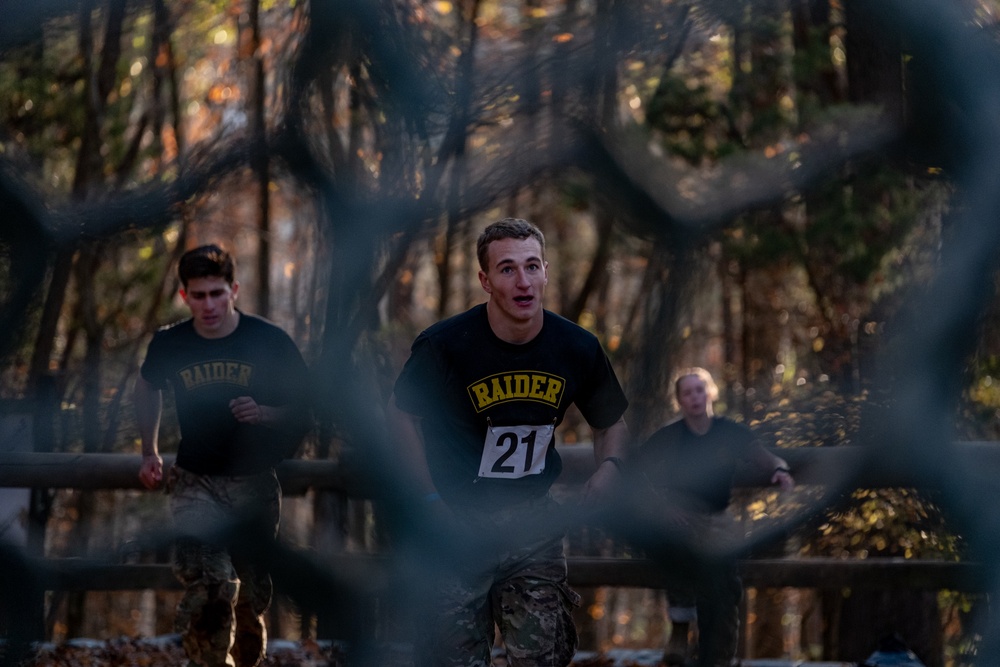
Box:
167 466 281 667
416 498 581 667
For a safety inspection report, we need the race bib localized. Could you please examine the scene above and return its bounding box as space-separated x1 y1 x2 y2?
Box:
478 423 555 479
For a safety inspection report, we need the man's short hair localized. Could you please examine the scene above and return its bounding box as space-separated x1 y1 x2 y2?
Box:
476 218 546 271
178 244 236 287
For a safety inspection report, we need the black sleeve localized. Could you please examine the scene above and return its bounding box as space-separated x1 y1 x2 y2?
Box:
574 342 629 429
139 330 170 390
269 330 313 457
392 332 443 418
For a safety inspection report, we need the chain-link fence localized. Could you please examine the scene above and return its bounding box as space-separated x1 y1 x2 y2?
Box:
2 0 1000 665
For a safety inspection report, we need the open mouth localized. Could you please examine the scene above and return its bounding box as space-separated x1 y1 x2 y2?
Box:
514 295 533 304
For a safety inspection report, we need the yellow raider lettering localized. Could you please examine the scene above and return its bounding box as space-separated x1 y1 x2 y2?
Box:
177 360 255 390
490 377 508 402
467 371 566 412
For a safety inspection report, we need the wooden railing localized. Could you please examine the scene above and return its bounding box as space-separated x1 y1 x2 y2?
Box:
5 442 999 492
33 555 985 593
1 443 995 594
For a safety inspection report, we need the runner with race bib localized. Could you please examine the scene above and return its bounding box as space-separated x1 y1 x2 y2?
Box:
389 218 630 667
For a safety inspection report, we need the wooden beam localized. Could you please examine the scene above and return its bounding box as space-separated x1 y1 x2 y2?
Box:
33 556 986 593
0 453 366 496
567 557 985 592
3 442 998 493
555 441 1000 489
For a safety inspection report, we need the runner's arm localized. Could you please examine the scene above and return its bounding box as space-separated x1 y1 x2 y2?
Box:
387 393 440 500
583 416 631 500
134 375 164 490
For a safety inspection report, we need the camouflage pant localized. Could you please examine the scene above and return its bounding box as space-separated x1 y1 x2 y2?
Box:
415 499 581 667
167 466 281 667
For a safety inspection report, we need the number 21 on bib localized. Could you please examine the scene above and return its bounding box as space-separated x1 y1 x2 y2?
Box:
478 423 556 479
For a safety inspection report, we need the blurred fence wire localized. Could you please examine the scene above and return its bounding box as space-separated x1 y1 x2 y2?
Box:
3 0 1000 665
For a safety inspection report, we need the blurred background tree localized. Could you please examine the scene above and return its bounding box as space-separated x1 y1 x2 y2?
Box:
2 0 1000 664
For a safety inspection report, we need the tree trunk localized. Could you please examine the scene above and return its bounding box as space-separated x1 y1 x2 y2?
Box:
843 0 904 125
60 0 128 639
626 243 699 437
436 0 480 318
244 0 271 316
791 0 842 109
719 248 738 410
738 261 751 416
74 244 106 454
28 252 75 396
566 212 614 324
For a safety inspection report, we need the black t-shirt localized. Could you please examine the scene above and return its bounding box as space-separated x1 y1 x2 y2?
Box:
636 417 755 513
393 304 628 510
140 312 310 475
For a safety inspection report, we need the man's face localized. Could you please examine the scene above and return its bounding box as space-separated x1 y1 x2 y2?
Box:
180 275 239 338
676 374 710 419
478 236 548 326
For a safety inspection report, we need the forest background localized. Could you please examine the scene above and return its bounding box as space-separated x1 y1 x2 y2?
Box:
2 0 1000 665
